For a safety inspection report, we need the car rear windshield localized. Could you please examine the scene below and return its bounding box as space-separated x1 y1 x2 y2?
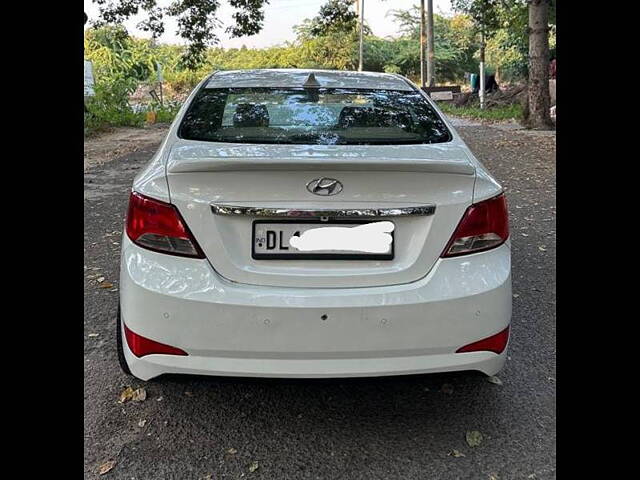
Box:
178 87 452 145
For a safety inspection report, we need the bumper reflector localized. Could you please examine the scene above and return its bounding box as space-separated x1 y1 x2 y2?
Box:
456 326 510 354
123 323 188 358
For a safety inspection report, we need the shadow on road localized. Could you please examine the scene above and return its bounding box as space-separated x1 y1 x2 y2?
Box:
147 369 504 425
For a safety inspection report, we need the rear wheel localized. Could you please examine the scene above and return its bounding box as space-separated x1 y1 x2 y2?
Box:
116 305 132 375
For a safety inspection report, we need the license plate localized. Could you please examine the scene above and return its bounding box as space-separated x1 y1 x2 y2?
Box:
252 220 395 260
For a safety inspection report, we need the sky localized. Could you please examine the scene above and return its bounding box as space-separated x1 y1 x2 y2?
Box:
84 0 454 48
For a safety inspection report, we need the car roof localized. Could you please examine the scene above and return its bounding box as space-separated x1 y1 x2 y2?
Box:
205 69 415 91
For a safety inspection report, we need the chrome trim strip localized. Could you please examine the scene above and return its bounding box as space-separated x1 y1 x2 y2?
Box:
210 204 436 218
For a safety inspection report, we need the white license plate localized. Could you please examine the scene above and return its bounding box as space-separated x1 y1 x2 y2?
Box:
252 221 395 260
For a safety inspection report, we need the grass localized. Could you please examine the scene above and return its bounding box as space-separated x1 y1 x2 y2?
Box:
438 102 523 122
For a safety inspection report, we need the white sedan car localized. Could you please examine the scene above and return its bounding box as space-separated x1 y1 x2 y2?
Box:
118 69 511 381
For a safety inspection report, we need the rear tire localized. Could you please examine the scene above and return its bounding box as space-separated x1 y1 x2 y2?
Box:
116 305 133 376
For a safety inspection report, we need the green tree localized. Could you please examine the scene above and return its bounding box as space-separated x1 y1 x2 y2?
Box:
485 0 555 81
84 25 156 86
92 0 271 69
451 0 502 40
451 0 503 98
387 7 478 81
296 0 359 39
452 0 556 127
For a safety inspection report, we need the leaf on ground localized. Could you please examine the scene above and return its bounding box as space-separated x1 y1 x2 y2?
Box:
88 333 99 338
100 282 114 289
248 461 259 473
448 449 466 457
487 376 503 385
131 387 147 402
119 387 134 403
538 246 546 252
119 386 146 403
98 460 115 475
138 419 147 427
96 276 105 283
440 383 454 394
465 430 484 447
184 391 194 397
227 448 238 455
489 475 499 480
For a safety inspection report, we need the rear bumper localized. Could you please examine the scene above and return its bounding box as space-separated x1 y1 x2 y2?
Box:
120 236 511 380
122 342 506 379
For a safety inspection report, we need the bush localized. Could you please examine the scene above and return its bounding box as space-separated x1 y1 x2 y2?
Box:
84 79 144 135
84 80 183 136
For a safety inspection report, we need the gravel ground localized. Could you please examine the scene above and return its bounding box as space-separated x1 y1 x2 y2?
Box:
84 119 556 480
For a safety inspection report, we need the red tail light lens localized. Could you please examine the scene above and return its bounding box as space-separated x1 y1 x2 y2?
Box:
456 326 510 354
126 192 204 258
442 193 509 257
123 322 188 357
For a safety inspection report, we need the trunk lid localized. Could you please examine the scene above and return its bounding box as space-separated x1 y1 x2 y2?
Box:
166 140 475 288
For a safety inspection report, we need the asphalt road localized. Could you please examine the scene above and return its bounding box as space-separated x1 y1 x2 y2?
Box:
84 121 556 480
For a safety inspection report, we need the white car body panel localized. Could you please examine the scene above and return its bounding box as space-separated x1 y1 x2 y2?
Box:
120 235 510 380
122 69 511 380
167 166 474 288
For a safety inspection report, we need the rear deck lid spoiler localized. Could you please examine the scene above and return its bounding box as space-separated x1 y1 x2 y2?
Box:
166 141 476 175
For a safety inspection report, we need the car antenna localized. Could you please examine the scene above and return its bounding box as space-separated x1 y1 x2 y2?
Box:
303 72 321 88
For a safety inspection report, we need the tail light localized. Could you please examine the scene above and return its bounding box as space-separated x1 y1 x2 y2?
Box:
456 326 510 354
123 322 188 357
442 193 509 257
126 192 204 258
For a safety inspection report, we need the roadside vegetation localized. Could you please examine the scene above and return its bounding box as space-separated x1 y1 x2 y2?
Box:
439 102 523 122
84 0 555 136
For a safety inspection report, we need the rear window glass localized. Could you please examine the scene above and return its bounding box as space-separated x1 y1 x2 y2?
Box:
178 87 451 145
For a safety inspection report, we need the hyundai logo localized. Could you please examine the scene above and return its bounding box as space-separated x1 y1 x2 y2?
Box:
306 177 343 196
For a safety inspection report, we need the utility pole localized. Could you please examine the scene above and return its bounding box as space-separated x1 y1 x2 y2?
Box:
479 30 486 109
358 0 364 71
426 0 435 87
157 61 164 106
419 0 426 88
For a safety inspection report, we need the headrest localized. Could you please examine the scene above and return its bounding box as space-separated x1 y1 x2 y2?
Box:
338 106 413 129
233 104 270 127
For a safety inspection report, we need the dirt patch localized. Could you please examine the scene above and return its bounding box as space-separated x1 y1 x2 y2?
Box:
447 115 556 137
84 124 170 171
